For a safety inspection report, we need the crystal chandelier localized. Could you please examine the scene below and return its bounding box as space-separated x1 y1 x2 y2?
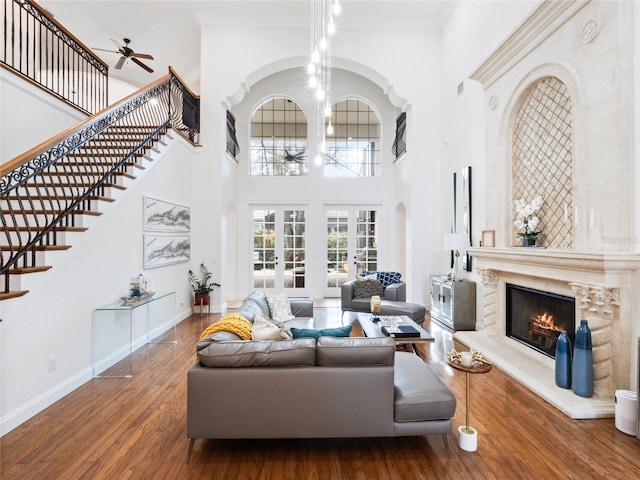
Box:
308 0 340 166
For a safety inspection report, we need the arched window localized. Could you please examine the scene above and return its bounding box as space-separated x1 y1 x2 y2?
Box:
250 98 307 176
512 76 573 248
325 98 380 177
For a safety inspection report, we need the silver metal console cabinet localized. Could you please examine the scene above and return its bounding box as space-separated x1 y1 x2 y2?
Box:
430 276 476 330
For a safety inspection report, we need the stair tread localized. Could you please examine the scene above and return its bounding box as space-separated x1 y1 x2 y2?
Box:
1 245 71 251
8 266 52 274
0 291 29 301
67 153 144 158
6 226 88 232
15 210 102 216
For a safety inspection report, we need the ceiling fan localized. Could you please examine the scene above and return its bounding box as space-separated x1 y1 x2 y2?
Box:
93 38 154 73
282 149 305 163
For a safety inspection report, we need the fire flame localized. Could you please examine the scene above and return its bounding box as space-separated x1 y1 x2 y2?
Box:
531 312 562 332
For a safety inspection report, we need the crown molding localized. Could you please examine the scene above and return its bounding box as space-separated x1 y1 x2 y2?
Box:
469 0 590 89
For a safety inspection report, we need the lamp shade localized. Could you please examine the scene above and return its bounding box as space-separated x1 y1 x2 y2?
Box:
444 232 470 251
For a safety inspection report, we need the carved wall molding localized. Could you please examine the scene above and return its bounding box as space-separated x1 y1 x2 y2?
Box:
476 267 499 286
569 282 619 397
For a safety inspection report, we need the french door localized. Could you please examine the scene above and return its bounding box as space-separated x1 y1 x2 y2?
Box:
251 206 307 294
324 206 380 297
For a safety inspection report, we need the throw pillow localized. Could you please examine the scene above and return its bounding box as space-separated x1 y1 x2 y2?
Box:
252 314 285 341
362 271 402 288
266 293 295 324
290 325 352 339
355 273 377 281
352 278 384 298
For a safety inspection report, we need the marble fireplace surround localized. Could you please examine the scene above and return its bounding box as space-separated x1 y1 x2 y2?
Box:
455 247 640 419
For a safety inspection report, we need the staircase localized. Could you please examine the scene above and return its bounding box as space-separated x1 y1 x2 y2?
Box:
0 70 200 300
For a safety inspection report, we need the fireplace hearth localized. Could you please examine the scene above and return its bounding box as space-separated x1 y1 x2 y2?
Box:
506 284 576 358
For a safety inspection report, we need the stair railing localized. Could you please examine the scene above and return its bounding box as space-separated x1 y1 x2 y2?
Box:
1 0 109 114
0 68 200 295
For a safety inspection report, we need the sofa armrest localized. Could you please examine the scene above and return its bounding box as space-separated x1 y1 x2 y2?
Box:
384 282 406 302
341 280 356 310
289 297 313 317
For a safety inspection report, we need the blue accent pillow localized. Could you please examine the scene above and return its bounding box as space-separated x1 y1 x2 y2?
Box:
361 271 402 288
290 325 352 339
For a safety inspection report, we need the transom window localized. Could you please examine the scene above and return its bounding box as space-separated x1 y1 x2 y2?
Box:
250 98 307 176
325 98 381 177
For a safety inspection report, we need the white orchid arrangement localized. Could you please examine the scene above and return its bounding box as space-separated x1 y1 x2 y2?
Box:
514 196 543 238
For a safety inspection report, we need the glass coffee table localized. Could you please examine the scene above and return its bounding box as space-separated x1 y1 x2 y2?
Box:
357 312 434 355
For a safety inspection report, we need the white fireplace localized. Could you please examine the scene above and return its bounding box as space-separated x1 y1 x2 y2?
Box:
455 2 640 419
455 248 640 419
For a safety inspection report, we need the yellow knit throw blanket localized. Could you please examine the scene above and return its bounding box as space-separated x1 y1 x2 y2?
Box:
198 313 252 342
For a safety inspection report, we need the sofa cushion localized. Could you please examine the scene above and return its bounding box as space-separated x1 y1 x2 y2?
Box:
266 293 295 323
362 271 402 288
198 339 317 367
236 294 269 323
316 336 396 366
393 352 456 422
290 325 352 339
353 279 384 298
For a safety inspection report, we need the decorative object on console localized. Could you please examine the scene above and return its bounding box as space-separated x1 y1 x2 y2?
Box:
129 274 148 297
443 233 470 281
572 319 594 398
555 330 572 389
514 196 543 246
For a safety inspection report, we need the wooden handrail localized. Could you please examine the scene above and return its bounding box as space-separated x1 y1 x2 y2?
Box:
169 66 200 99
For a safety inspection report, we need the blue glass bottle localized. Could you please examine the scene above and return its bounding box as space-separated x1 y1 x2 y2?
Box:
555 330 571 389
572 320 594 398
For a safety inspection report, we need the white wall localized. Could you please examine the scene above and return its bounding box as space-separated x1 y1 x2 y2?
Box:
0 69 87 162
200 22 444 304
439 1 538 270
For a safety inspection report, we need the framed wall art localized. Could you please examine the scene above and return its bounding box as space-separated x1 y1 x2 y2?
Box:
144 234 191 268
143 197 190 233
481 230 495 247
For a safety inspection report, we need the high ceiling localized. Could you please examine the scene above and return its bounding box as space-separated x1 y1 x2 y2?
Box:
39 1 457 89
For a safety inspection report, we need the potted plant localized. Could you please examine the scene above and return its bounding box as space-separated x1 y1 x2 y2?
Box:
514 196 543 246
188 263 220 307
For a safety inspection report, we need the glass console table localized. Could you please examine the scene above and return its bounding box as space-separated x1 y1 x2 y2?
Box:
92 291 176 378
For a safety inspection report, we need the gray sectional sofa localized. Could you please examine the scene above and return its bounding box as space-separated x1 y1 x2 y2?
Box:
186 291 456 461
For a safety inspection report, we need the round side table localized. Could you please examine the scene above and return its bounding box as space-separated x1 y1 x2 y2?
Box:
447 358 492 452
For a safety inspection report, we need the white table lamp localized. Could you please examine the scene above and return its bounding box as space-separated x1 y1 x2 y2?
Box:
444 233 470 281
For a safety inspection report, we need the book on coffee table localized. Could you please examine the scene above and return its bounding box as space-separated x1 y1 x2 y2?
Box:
381 325 420 338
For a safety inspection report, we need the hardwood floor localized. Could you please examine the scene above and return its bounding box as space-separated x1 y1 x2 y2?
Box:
1 306 639 479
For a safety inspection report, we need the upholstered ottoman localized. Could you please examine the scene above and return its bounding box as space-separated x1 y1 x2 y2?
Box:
350 298 427 324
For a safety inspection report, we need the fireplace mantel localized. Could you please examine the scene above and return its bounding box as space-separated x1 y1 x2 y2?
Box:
455 247 640 418
468 247 640 278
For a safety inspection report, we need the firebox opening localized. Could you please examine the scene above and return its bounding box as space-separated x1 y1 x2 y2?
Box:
506 284 576 358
